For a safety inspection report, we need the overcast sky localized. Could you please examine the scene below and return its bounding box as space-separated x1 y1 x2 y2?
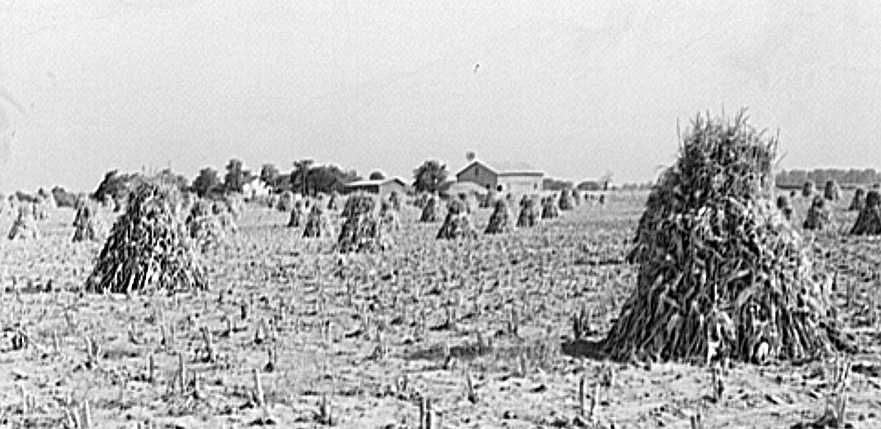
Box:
1 1 880 192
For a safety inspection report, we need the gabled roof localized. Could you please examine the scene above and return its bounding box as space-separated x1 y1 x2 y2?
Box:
455 158 544 177
344 176 409 188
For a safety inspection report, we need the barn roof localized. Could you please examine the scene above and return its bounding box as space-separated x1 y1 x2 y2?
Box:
344 176 409 188
455 159 544 177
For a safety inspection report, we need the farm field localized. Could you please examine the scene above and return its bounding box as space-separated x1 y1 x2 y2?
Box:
0 190 880 429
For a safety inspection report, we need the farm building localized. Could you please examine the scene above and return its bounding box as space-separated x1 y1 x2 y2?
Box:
242 179 270 199
344 177 410 197
440 181 489 199
455 159 544 195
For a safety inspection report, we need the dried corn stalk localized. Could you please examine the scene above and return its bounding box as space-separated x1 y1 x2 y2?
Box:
337 194 392 253
608 111 842 364
485 199 512 234
85 181 207 294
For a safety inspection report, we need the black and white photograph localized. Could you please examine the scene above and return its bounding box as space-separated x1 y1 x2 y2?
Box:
1 1 880 427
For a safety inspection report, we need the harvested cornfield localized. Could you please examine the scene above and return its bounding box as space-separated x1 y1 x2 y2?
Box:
803 196 831 231
337 194 391 253
437 198 477 239
484 198 512 234
419 194 442 222
541 195 559 219
72 202 100 242
303 205 333 238
287 200 305 227
516 195 539 227
850 190 881 235
84 181 207 294
607 112 842 364
824 180 841 201
849 188 865 211
7 204 39 240
558 189 573 211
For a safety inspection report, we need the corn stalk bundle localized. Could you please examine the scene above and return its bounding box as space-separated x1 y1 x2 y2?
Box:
303 205 333 238
277 191 294 212
850 190 881 235
436 198 477 240
7 204 39 240
34 199 48 220
72 203 101 242
379 200 400 232
336 194 391 253
484 198 512 234
479 188 497 209
558 189 574 211
287 200 305 228
388 191 401 211
38 189 56 209
211 202 238 234
266 194 280 210
223 194 243 220
516 196 539 227
802 196 831 231
413 193 428 208
85 182 207 294
419 195 441 223
823 180 841 201
341 194 373 218
327 192 340 211
190 214 227 251
607 112 841 364
573 189 582 206
457 194 473 214
848 188 865 211
802 181 815 198
775 195 793 221
541 195 559 219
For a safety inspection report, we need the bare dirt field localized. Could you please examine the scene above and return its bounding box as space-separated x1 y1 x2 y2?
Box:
0 191 879 428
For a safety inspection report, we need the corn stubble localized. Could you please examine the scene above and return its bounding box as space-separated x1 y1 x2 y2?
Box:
608 112 844 364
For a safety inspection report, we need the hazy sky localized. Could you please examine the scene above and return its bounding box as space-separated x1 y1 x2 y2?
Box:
1 1 880 192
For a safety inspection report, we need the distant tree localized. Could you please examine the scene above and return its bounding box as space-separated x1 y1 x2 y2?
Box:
413 160 448 193
577 180 603 191
466 151 477 162
291 159 314 196
308 165 361 195
544 177 573 191
154 168 189 191
223 158 252 194
91 169 144 202
192 167 222 198
260 163 280 186
51 186 79 208
368 170 386 181
859 168 878 185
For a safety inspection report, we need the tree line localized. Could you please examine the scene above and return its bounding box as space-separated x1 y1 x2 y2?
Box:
775 168 881 188
89 158 461 202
